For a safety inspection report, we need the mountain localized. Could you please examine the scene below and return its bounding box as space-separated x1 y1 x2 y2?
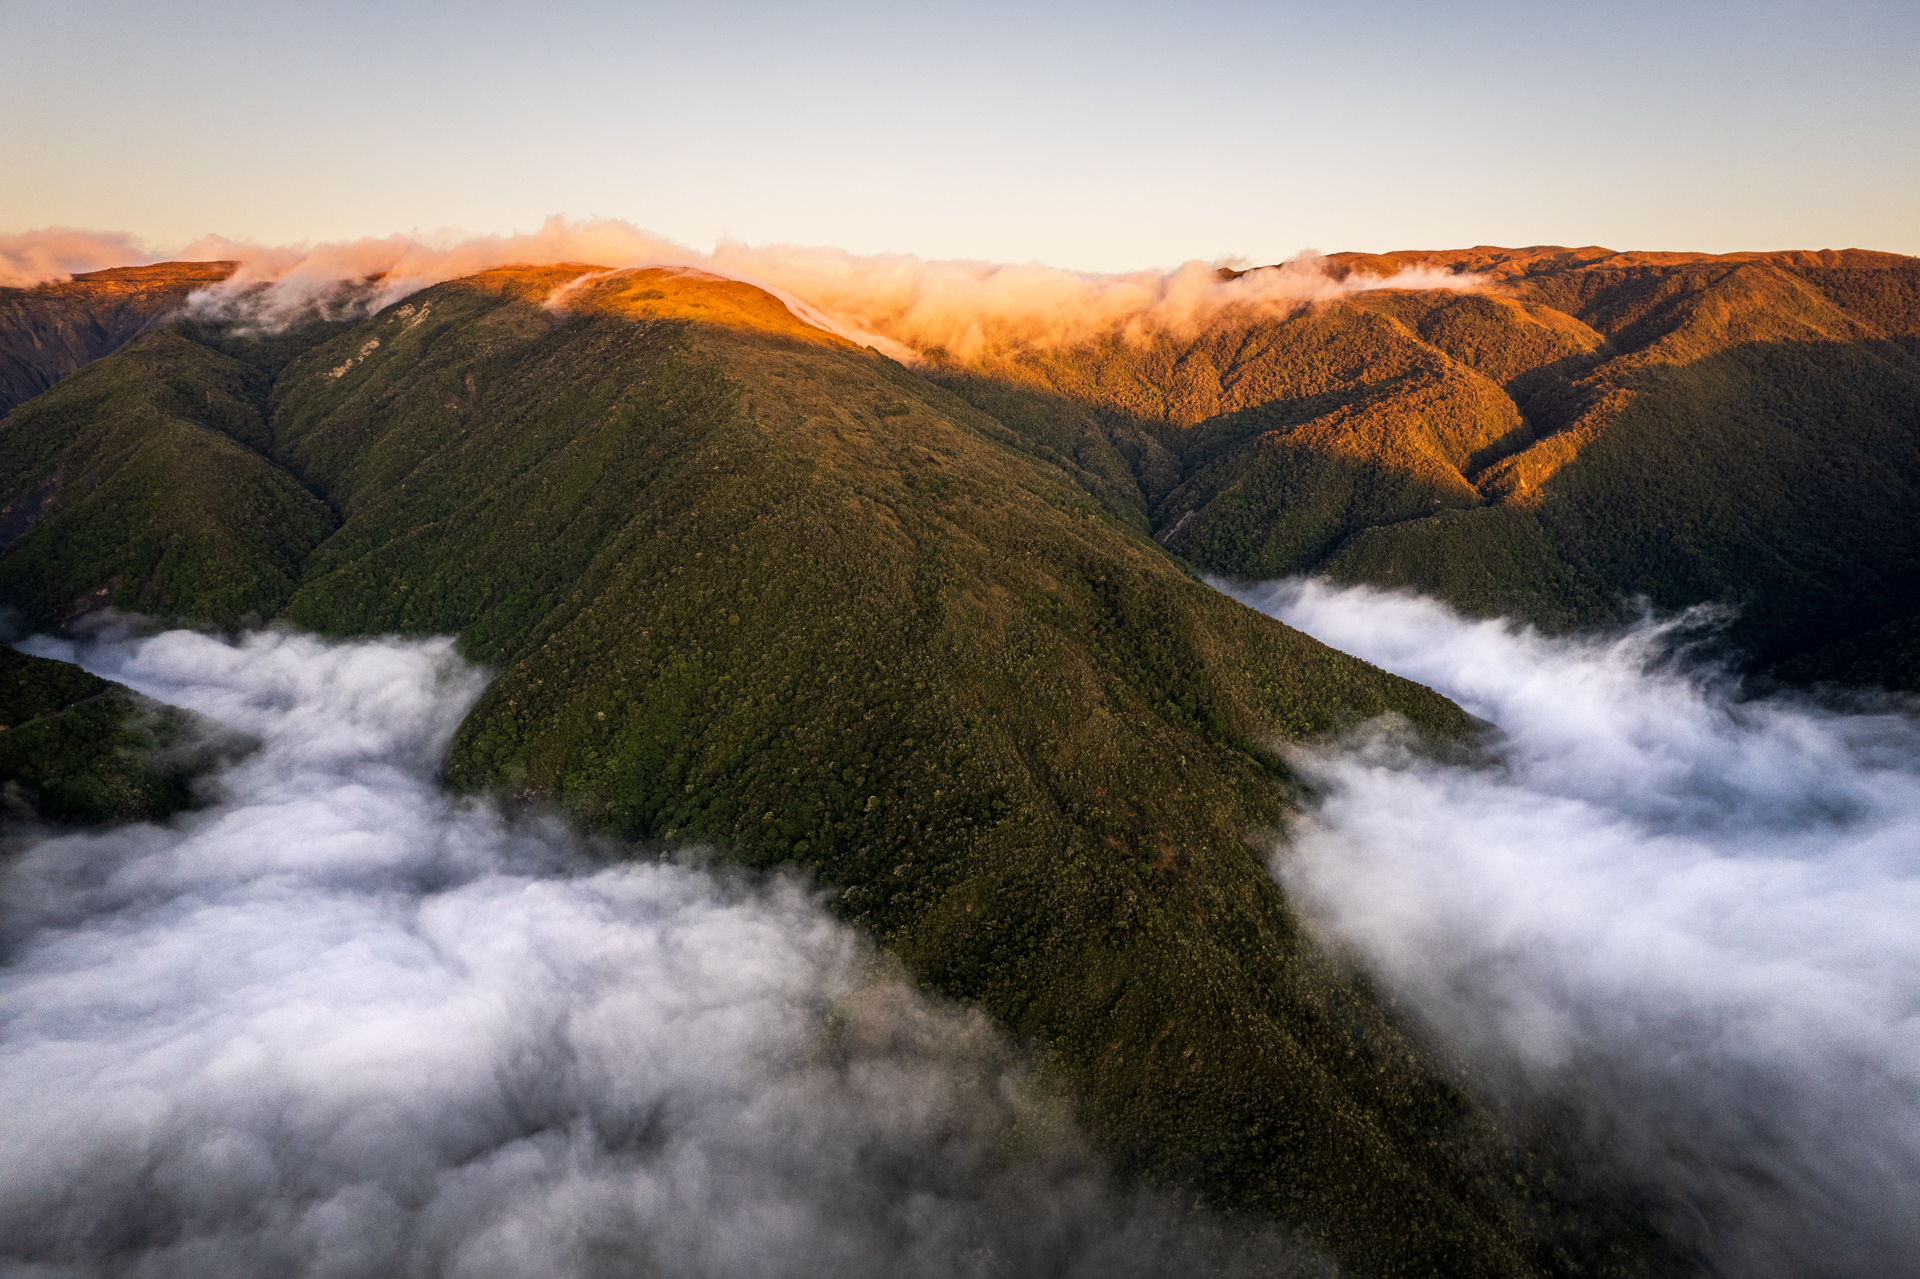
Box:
0 263 1651 1278
0 324 337 625
16 242 1909 1271
0 641 238 824
926 247 1920 675
0 261 237 417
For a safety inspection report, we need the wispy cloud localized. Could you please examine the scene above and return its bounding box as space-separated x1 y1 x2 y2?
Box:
0 228 168 288
5 218 1483 359
1232 577 1920 1278
0 627 1316 1279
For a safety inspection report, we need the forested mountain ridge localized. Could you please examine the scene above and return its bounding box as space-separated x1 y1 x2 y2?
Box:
0 641 240 823
0 261 237 417
0 263 1667 1278
926 247 1920 674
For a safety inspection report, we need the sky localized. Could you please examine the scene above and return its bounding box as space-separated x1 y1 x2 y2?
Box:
2 0 1916 270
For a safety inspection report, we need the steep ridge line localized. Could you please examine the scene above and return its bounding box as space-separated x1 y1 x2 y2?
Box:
915 249 1920 672
0 263 1678 1278
0 261 239 417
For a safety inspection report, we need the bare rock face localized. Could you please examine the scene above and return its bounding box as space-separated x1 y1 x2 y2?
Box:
0 262 237 416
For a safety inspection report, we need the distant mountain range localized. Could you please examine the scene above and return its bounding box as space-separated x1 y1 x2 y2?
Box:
924 246 1920 678
0 261 237 417
2 245 1914 1277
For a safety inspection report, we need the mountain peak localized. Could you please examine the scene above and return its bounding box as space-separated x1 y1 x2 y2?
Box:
456 263 854 346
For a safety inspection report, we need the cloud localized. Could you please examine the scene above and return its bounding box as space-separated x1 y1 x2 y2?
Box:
6 217 1483 359
1229 577 1920 1278
0 627 1317 1279
696 243 1481 363
0 229 170 289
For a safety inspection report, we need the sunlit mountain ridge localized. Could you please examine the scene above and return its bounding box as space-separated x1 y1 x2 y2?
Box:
3 241 1916 1277
917 245 1920 672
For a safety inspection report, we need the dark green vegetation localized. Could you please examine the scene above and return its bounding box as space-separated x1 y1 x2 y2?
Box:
0 262 1678 1277
0 642 230 823
0 326 336 626
1769 614 1920 693
929 247 1920 679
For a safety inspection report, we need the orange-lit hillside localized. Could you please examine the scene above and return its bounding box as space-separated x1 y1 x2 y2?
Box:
921 246 1920 668
452 263 854 347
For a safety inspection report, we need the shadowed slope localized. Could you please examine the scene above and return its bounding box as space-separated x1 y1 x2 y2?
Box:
0 264 1659 1276
927 248 1920 673
1769 613 1920 692
0 328 335 628
0 262 237 416
924 297 1563 583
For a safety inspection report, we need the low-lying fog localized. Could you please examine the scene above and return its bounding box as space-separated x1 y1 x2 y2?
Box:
6 586 1915 1278
0 629 1311 1279
1234 579 1920 1279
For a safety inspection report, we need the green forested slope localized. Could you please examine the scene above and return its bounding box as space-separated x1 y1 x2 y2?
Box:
0 642 229 823
0 265 1646 1277
0 327 336 627
925 250 1920 676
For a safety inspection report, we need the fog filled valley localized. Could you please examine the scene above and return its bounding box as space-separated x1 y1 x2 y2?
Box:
1238 581 1920 1277
0 627 1323 1278
5 588 1915 1276
3 235 1918 1278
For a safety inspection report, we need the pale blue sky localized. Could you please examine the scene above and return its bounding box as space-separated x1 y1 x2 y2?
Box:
2 0 1914 269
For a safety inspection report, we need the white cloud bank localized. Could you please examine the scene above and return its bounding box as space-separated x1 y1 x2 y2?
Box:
2 218 1481 362
1233 578 1920 1279
0 628 1313 1279
0 229 168 288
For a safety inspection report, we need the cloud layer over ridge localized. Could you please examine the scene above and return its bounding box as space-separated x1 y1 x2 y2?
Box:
1235 578 1920 1279
0 627 1313 1279
1 218 1481 360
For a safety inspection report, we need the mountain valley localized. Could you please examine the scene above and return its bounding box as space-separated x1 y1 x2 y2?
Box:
3 245 1915 1277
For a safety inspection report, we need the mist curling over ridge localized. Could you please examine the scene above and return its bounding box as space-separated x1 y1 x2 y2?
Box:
0 626 1318 1279
0 229 171 289
0 217 1482 360
1233 578 1920 1279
